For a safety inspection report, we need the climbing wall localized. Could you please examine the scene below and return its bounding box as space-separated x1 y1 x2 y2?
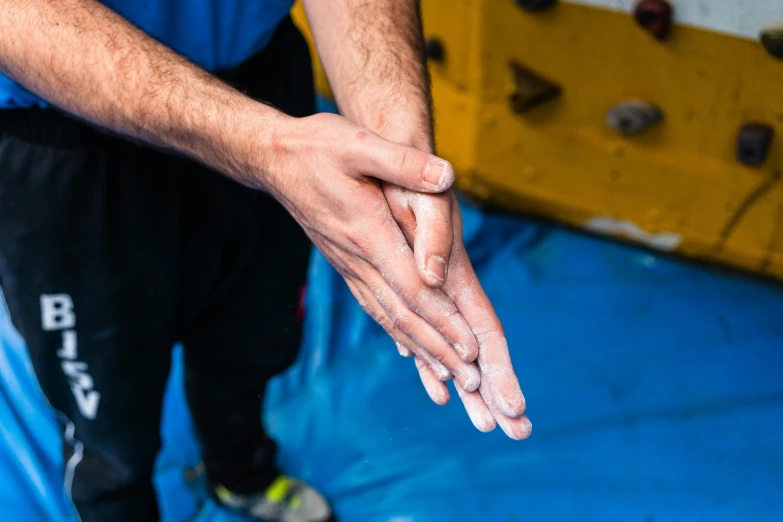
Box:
294 0 783 280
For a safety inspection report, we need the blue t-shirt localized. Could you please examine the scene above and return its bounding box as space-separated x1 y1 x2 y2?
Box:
0 0 295 108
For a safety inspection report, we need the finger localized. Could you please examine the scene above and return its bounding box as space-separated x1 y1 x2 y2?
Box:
361 282 454 406
414 356 450 405
366 225 479 363
314 202 477 371
495 414 532 440
334 234 524 436
480 333 526 419
383 185 453 288
398 341 452 386
346 275 453 383
444 207 527 419
410 192 454 288
365 272 481 392
348 133 456 193
411 344 451 381
454 377 531 440
396 341 413 357
454 383 497 433
321 200 478 363
478 380 533 440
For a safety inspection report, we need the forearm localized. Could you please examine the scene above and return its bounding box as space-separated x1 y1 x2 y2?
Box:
0 0 287 189
302 0 433 150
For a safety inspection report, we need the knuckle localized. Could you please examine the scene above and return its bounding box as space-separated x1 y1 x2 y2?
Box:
444 308 461 321
410 285 430 311
342 136 366 169
346 233 370 257
432 349 450 366
391 313 413 335
436 218 456 239
479 363 503 380
475 325 506 345
394 147 413 175
373 311 393 330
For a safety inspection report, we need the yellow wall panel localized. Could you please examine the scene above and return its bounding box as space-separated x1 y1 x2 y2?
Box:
440 1 783 280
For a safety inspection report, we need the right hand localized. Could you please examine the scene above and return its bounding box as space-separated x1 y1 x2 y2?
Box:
383 187 531 440
262 113 481 392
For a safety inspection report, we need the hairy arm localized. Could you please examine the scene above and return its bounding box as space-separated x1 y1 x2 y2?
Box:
302 0 433 150
0 0 284 189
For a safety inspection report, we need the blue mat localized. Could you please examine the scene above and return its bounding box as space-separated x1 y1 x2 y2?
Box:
2 202 783 522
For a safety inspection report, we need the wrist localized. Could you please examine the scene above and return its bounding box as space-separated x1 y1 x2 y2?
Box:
366 122 434 155
216 101 297 192
343 106 433 154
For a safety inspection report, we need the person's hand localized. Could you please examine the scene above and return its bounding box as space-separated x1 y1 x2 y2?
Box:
382 185 532 440
262 113 481 391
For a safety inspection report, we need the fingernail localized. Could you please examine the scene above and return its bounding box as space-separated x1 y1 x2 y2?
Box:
498 391 526 418
396 342 412 357
472 411 496 433
423 159 452 190
454 343 469 360
508 417 532 441
460 366 481 393
432 362 451 381
425 256 446 284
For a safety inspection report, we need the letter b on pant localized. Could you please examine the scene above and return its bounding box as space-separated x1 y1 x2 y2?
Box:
41 294 75 331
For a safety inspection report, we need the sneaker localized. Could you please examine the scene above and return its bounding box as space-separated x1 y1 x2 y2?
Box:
214 475 334 522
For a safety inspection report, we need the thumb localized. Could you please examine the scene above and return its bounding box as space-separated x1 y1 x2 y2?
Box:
411 191 455 287
351 133 456 193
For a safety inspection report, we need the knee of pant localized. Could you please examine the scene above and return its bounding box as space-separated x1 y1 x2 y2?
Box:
70 444 159 494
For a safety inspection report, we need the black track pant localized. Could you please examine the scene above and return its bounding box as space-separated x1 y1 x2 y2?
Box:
0 17 314 522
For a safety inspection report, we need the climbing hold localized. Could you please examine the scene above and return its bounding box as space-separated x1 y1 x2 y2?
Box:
425 38 445 63
606 101 663 135
508 61 562 114
514 0 557 12
634 0 674 41
761 29 783 59
737 123 774 167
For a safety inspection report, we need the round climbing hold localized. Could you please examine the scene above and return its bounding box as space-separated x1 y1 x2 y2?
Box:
606 100 663 136
737 123 775 167
761 29 783 60
634 0 674 41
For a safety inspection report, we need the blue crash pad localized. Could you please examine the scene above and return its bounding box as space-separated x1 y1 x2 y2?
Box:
2 202 783 522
